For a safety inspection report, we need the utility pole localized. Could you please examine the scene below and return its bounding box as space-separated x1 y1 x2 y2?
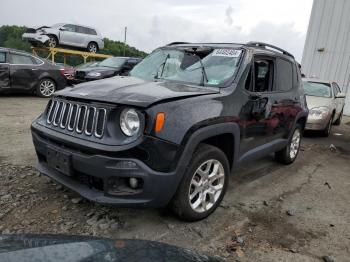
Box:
123 26 127 56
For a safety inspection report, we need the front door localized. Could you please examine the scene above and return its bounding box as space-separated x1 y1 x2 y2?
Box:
0 51 10 89
59 24 77 46
239 56 277 154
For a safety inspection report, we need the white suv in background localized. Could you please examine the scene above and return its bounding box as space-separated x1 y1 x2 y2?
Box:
22 23 104 53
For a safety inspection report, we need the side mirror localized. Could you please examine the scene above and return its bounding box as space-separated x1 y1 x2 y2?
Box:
336 92 346 98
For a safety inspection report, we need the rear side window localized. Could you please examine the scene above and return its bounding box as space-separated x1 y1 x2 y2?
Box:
0 52 6 63
275 58 293 91
10 53 35 65
76 26 86 34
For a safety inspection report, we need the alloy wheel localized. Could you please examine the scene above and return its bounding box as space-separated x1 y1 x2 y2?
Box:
39 80 55 97
48 37 57 48
289 128 301 159
88 44 97 53
188 159 225 213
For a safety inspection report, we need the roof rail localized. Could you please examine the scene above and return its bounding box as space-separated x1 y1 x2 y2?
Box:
246 41 294 58
166 42 190 46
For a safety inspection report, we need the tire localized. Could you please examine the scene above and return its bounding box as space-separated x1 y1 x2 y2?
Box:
275 124 302 165
333 110 343 126
321 115 333 137
46 35 58 48
87 42 98 53
36 78 56 97
171 144 229 221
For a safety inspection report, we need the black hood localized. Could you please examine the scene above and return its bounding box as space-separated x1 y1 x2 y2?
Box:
57 76 219 107
0 234 222 262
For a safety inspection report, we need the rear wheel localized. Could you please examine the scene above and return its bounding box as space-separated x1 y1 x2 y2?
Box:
333 110 343 126
275 124 302 165
87 42 98 53
171 144 229 221
36 78 56 97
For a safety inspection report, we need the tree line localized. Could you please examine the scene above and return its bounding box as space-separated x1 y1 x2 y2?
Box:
0 25 148 66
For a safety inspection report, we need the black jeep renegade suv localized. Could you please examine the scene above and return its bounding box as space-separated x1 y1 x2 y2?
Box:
31 42 308 221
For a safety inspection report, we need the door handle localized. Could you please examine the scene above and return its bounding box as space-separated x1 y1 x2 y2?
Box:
31 68 38 71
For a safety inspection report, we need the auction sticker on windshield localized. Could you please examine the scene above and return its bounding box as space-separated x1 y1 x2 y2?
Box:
212 49 241 57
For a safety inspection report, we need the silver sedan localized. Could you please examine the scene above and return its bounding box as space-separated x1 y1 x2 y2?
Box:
303 78 346 136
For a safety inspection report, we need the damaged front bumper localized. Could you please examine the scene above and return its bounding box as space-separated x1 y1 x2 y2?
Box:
31 122 182 208
22 33 50 44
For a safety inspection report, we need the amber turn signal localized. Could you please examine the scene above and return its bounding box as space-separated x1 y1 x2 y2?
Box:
155 112 165 133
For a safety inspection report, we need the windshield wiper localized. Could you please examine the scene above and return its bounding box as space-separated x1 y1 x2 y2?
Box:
155 54 170 79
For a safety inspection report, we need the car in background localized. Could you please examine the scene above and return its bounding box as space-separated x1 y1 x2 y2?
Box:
22 23 104 53
0 47 66 97
55 63 75 85
74 56 141 82
75 61 100 70
303 78 346 136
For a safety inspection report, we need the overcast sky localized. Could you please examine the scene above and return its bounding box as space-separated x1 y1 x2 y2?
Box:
1 0 313 61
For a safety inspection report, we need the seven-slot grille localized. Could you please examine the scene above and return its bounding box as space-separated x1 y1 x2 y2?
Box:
46 99 107 138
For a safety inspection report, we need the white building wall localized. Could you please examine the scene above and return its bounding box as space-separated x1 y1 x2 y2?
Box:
301 0 350 115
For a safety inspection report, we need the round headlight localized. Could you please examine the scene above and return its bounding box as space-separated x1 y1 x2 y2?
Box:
120 108 140 137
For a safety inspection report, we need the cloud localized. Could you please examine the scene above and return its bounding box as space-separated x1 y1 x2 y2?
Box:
0 0 312 61
225 5 234 26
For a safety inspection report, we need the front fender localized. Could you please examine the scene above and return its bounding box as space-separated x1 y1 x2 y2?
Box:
175 122 240 174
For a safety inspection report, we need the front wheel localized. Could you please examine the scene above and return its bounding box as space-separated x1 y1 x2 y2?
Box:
275 124 302 165
333 110 343 126
36 78 56 97
322 116 333 137
171 144 229 221
46 35 58 48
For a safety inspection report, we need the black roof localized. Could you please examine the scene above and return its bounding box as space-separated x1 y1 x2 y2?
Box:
165 41 295 59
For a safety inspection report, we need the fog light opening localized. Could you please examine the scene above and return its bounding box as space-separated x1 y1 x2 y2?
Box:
129 177 139 189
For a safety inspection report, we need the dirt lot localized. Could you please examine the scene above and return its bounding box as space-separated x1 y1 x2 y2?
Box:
1 95 350 261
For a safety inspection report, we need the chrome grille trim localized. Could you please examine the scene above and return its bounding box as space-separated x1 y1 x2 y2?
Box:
45 99 107 139
60 103 71 129
85 107 96 136
94 109 107 138
76 105 87 133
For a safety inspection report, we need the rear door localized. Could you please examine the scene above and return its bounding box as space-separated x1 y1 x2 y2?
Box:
9 52 41 91
74 26 88 47
0 51 10 89
267 57 300 143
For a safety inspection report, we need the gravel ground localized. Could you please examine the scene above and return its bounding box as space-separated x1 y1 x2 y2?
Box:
1 95 350 261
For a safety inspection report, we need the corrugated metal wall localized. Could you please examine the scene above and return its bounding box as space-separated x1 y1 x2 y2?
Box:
301 0 350 115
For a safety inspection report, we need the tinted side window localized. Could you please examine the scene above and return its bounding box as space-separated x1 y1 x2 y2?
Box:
87 28 97 35
253 59 274 92
64 24 76 32
0 52 6 63
10 53 35 65
275 58 293 91
76 26 86 34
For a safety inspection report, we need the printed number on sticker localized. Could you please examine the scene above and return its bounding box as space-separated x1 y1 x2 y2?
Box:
212 49 241 58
